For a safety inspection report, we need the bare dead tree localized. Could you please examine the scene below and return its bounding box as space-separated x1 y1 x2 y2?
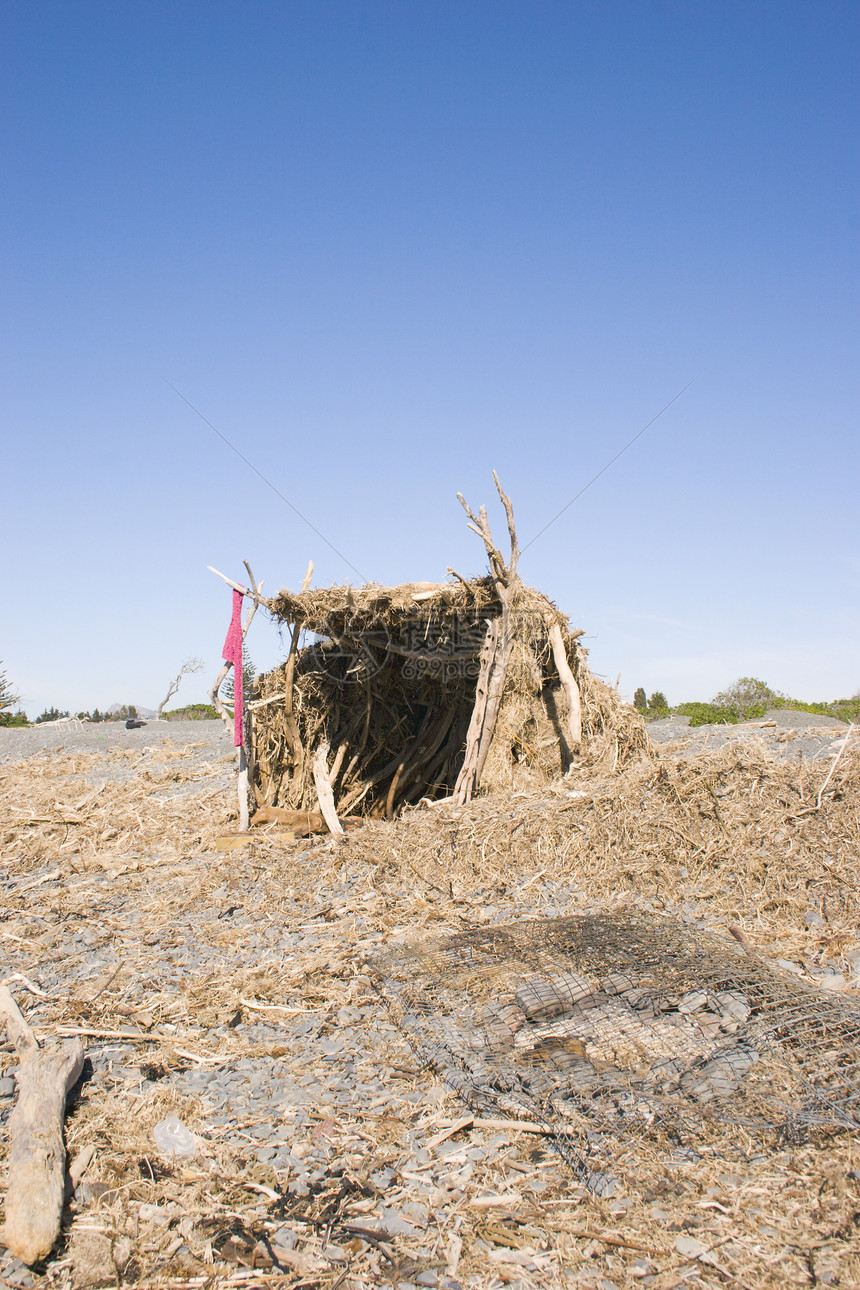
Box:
155 657 204 719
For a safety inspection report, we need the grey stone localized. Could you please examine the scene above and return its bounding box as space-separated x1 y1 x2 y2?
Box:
272 1227 298 1251
1 1261 35 1288
248 1123 274 1139
805 911 826 929
0 1078 16 1098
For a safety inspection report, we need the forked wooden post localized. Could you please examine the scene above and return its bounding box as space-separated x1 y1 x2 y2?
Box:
208 562 266 830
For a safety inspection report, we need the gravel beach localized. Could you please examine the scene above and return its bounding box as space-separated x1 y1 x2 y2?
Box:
646 707 853 764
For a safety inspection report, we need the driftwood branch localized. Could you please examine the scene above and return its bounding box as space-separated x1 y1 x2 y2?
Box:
453 618 500 805
207 565 271 607
547 621 582 752
492 470 519 582
816 721 856 810
312 742 345 836
0 987 85 1266
453 475 522 805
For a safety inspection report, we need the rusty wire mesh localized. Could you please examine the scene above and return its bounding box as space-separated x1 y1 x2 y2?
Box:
373 911 860 1195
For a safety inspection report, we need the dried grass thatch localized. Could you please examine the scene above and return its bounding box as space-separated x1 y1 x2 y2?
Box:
252 481 645 820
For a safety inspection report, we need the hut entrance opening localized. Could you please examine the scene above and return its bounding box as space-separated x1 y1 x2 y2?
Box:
253 580 507 818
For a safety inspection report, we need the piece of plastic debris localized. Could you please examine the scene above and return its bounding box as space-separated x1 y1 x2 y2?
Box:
153 1113 197 1159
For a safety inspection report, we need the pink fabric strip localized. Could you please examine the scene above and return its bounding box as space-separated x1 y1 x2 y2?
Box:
222 588 245 746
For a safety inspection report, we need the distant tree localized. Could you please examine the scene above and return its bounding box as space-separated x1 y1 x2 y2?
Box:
35 707 70 724
712 677 782 720
0 663 22 726
91 708 102 723
156 657 204 718
221 651 257 708
633 687 647 712
648 691 669 713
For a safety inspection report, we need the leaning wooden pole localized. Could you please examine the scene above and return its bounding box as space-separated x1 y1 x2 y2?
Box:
312 741 345 837
547 620 582 751
0 986 85 1266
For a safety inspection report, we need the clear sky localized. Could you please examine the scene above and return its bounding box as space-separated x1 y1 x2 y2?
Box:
2 0 858 717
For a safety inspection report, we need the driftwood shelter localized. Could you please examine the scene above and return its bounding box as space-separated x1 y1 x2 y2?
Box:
233 478 644 828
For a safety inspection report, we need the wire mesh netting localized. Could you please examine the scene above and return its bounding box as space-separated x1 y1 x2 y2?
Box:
373 911 860 1196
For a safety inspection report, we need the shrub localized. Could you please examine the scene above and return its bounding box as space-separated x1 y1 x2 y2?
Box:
645 691 670 719
712 677 782 719
674 702 740 728
633 687 647 712
0 711 28 727
162 703 220 721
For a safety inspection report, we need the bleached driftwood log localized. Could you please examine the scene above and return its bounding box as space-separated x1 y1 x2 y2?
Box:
547 620 582 751
312 741 345 837
0 986 84 1266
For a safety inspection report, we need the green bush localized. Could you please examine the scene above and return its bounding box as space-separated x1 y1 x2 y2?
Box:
830 697 860 724
0 710 28 727
672 678 858 727
633 687 647 713
162 704 220 721
674 702 741 727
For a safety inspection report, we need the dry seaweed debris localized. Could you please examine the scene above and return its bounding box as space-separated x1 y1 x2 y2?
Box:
354 739 860 963
0 742 233 875
253 478 645 820
2 728 860 1288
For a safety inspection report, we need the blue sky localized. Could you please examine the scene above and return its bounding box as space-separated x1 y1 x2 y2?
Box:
2 1 857 716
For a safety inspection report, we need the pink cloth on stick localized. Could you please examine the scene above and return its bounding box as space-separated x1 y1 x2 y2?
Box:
222 588 245 746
